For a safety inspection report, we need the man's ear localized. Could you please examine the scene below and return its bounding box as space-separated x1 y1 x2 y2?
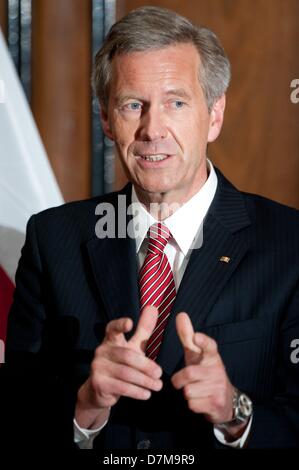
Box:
207 94 226 143
100 104 114 140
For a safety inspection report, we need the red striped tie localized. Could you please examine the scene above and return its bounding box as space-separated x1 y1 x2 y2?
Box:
139 223 176 361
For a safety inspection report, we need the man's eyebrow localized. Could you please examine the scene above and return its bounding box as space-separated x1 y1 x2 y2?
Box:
115 94 144 106
115 89 191 106
165 88 191 100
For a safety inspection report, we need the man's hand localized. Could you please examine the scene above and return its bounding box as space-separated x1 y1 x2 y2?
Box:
75 305 163 430
171 312 248 438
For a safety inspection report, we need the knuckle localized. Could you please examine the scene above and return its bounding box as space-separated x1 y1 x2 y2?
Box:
95 343 106 357
188 399 198 413
143 377 154 390
98 380 112 397
105 320 114 334
119 366 133 383
117 381 130 397
185 366 196 381
90 373 102 393
91 358 101 376
171 374 179 389
121 348 134 364
183 384 191 399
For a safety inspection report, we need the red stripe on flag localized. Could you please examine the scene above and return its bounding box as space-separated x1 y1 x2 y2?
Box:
0 265 15 343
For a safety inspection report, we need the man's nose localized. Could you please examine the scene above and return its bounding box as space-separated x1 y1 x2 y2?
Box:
137 105 167 141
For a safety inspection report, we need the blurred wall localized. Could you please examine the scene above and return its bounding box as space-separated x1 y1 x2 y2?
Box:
31 0 92 202
0 0 92 202
0 0 7 37
115 0 299 209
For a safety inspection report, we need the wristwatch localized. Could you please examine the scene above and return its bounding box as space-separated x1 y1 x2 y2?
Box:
218 388 253 428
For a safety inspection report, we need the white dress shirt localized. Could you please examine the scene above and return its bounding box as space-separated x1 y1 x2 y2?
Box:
74 160 252 449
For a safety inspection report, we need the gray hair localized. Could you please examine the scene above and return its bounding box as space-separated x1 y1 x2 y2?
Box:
93 6 231 112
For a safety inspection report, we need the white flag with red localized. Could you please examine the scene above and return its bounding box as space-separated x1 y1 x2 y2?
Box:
0 29 63 352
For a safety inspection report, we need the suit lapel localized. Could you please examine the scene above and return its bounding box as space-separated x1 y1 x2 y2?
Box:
85 185 140 326
158 171 252 375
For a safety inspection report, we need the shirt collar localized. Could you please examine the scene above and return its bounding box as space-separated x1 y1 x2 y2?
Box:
131 159 218 256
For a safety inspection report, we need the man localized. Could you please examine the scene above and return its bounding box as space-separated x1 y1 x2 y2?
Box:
3 6 299 449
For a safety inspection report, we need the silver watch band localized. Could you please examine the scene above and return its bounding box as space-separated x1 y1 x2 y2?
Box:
218 388 253 428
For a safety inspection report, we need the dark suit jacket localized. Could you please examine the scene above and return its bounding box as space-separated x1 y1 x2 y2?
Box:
2 169 299 449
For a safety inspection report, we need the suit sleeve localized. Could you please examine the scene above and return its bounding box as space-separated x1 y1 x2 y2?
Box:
246 283 299 448
1 215 77 450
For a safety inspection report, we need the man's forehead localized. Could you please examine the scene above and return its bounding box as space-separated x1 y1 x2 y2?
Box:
109 43 201 94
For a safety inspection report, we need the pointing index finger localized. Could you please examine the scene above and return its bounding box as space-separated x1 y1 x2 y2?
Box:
176 312 202 365
129 305 159 353
176 312 201 352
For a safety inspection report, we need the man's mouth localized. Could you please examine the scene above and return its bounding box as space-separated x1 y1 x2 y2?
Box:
138 154 170 162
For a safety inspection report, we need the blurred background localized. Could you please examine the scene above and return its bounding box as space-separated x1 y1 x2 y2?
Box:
1 0 299 207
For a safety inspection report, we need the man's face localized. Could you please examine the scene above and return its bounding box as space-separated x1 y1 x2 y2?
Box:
101 43 225 205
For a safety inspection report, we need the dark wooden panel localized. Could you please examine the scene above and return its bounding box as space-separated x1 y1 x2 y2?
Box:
31 0 92 202
115 0 299 209
0 0 8 38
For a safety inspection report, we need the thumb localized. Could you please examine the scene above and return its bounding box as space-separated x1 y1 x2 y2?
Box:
129 305 158 353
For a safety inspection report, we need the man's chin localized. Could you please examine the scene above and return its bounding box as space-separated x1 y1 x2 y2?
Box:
135 181 172 198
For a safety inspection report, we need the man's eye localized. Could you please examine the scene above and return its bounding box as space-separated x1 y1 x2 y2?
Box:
125 102 142 111
173 100 185 109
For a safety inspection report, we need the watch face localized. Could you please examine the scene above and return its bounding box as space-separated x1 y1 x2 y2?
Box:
238 393 252 418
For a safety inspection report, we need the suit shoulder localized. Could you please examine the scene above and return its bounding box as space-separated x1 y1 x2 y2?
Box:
32 187 130 223
242 191 299 229
25 187 131 243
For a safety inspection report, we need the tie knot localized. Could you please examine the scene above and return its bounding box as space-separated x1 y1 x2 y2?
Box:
147 223 171 254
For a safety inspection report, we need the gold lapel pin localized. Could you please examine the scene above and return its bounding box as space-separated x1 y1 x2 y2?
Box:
220 256 231 263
